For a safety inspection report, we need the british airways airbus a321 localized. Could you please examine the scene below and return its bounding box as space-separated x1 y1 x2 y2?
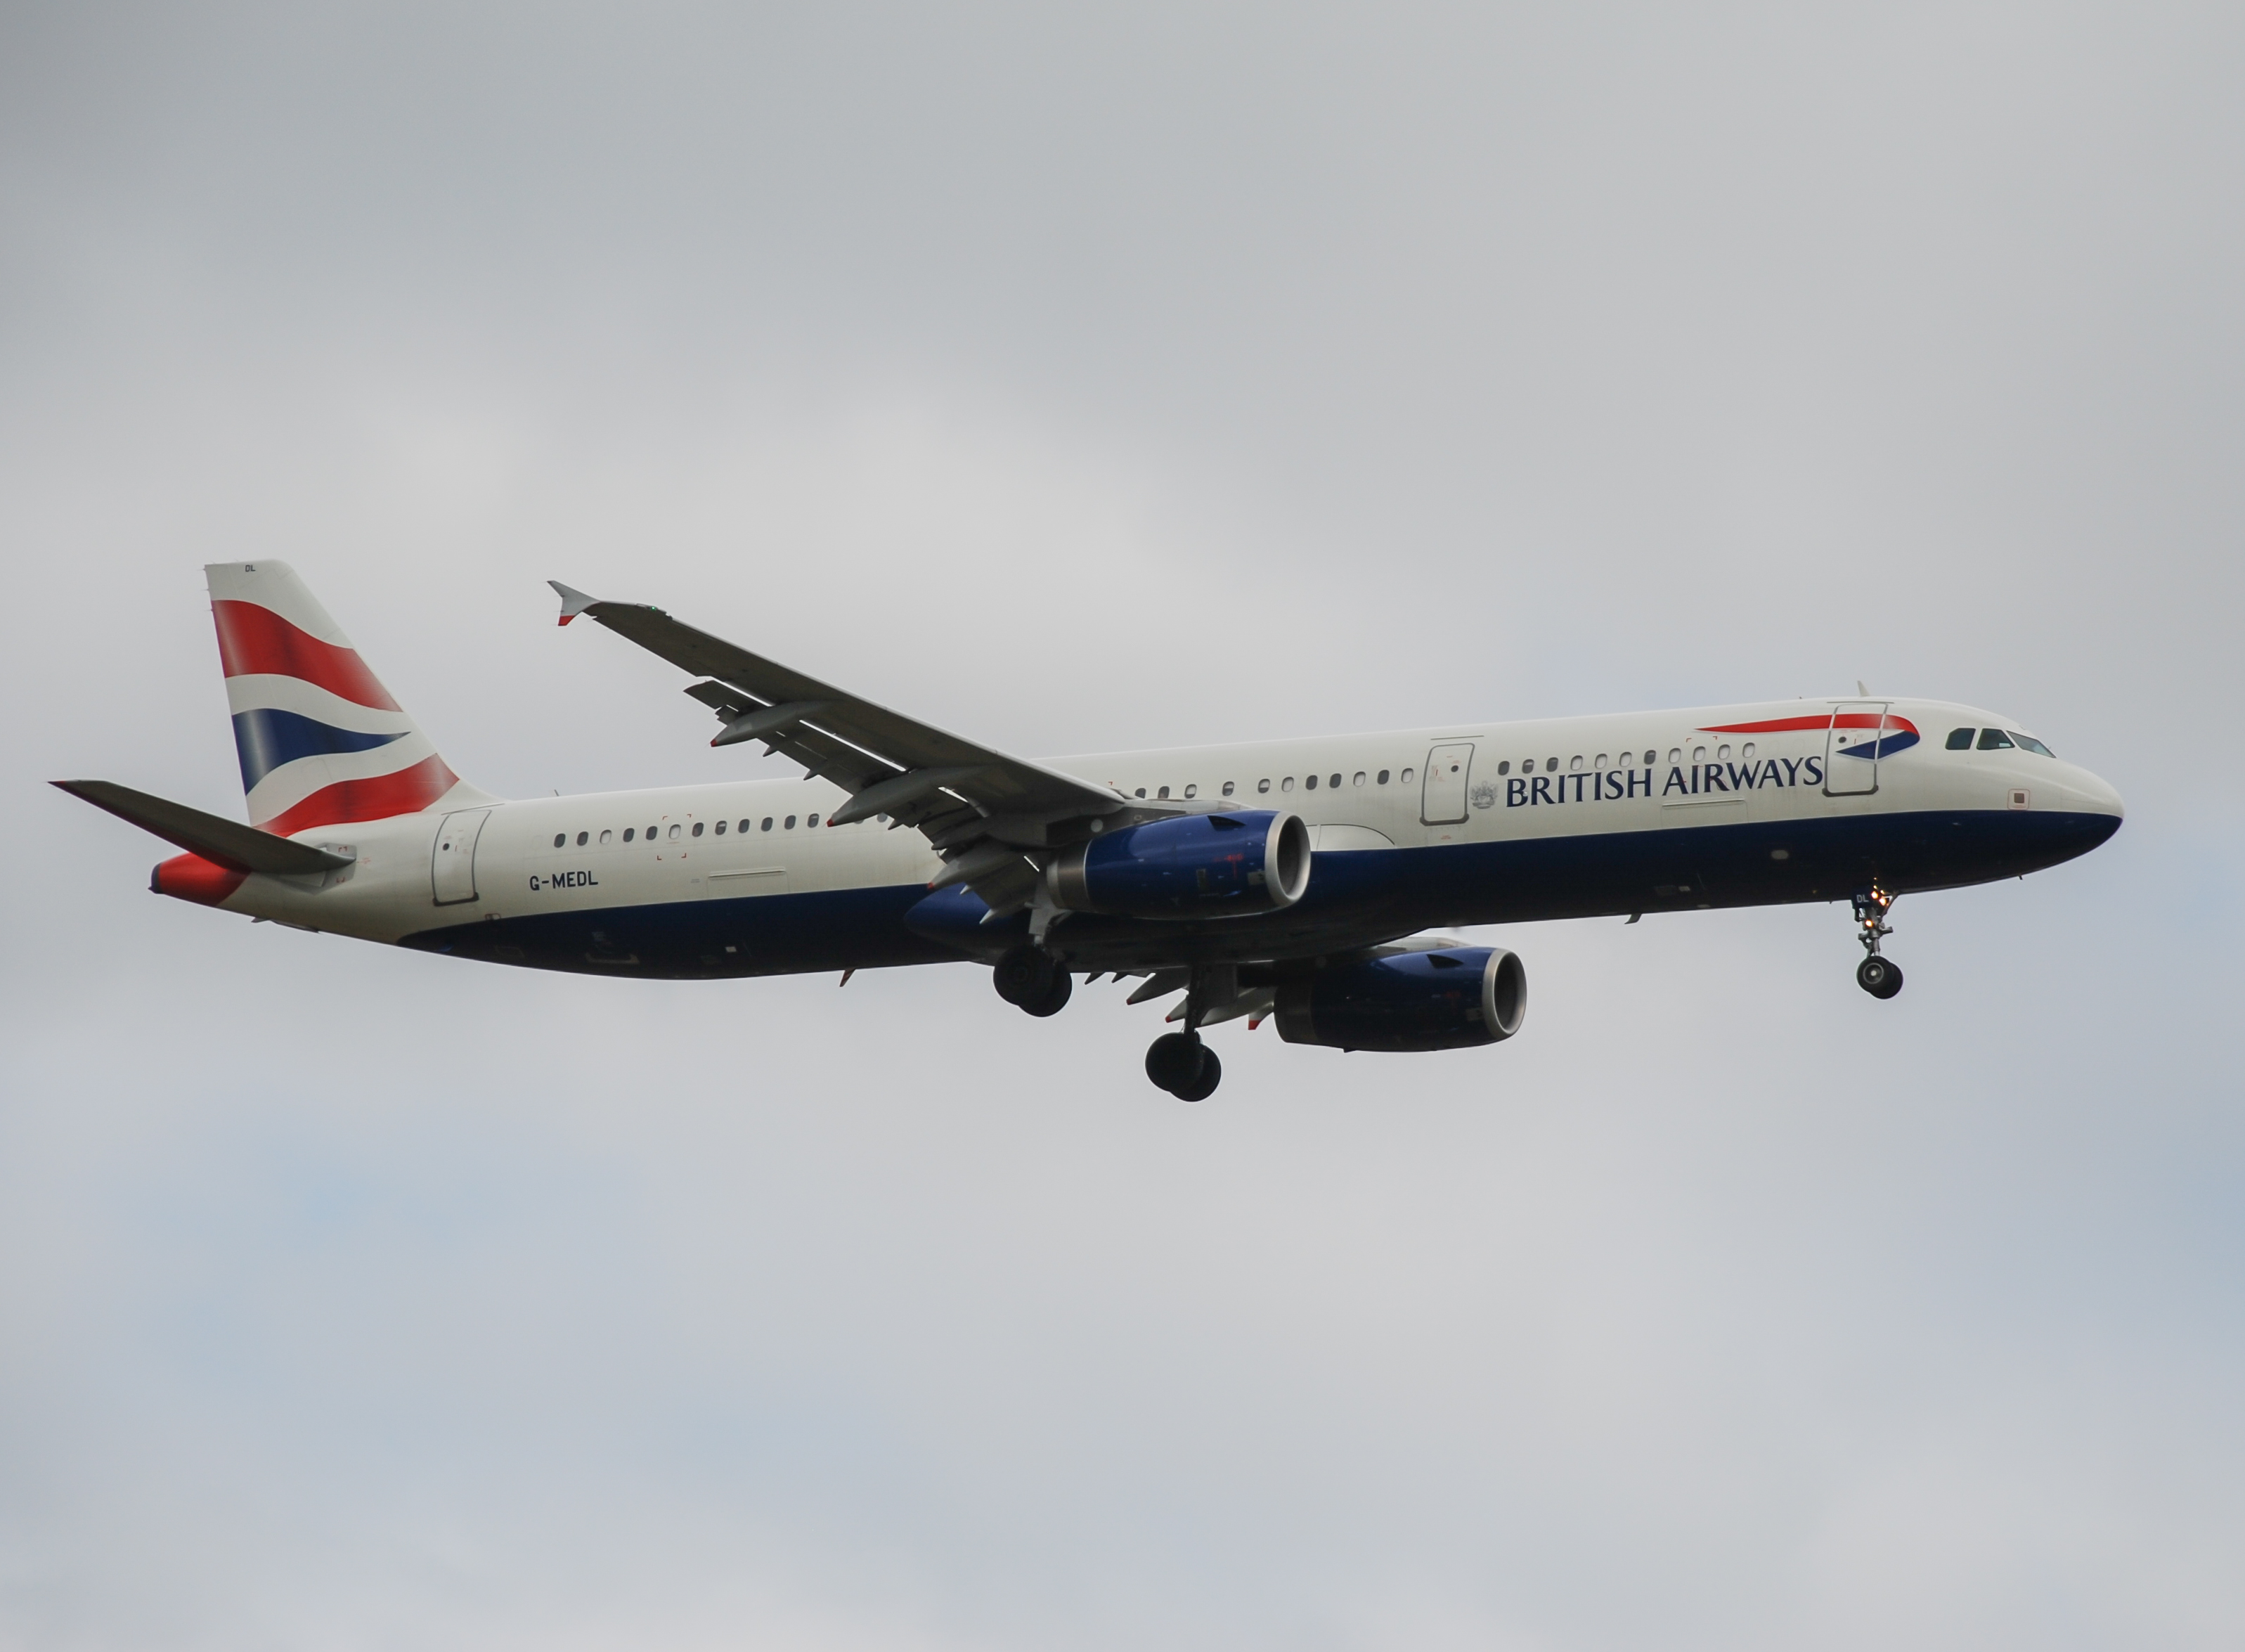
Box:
58 562 2123 1099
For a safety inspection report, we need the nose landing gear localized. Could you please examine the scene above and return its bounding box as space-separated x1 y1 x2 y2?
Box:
1852 886 1903 999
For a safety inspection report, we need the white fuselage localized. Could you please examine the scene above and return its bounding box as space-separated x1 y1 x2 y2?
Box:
202 697 2122 967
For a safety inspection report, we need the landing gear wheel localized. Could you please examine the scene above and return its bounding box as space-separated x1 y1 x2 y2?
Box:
1856 955 1903 999
1172 1045 1222 1102
993 943 1062 1012
1022 966 1073 1018
1145 1031 1220 1099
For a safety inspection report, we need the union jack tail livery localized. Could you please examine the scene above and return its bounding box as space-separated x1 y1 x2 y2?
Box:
207 561 486 835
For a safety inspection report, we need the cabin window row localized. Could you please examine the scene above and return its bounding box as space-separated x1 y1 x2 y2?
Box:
1494 746 1746 777
551 814 830 849
1126 770 1415 801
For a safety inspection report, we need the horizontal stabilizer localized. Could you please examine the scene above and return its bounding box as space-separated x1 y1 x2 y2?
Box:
53 780 354 876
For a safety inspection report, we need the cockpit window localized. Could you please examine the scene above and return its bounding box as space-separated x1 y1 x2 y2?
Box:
2012 733 2055 756
1946 728 1975 750
1976 728 2015 751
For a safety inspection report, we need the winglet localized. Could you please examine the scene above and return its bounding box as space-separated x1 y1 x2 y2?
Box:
549 581 600 627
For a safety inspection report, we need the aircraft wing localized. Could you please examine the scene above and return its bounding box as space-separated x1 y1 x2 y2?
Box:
550 581 1137 914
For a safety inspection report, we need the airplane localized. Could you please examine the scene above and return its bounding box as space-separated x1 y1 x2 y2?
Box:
57 562 2124 1100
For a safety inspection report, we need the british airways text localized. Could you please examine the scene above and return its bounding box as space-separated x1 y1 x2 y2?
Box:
1506 756 1827 808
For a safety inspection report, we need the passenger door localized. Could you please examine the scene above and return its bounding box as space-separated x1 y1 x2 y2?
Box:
1421 742 1475 825
431 808 491 905
1824 702 1889 796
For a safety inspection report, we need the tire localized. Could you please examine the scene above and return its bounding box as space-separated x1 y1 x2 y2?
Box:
1171 1044 1222 1102
1856 956 1903 999
1145 1032 1201 1092
1022 967 1073 1018
993 944 1053 1007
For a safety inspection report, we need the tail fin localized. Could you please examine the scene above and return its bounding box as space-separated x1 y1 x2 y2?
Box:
206 562 488 834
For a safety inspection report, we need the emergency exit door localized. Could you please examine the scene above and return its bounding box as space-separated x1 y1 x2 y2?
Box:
1824 703 1889 796
431 808 491 905
1421 743 1475 825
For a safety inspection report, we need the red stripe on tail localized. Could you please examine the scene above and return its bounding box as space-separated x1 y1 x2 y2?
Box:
212 600 401 711
254 753 460 835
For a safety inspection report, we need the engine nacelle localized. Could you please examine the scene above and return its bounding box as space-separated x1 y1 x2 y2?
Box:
1274 946 1527 1052
1046 810 1311 919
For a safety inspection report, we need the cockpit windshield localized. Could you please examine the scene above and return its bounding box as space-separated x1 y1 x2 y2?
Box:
1975 729 2014 750
2012 733 2055 756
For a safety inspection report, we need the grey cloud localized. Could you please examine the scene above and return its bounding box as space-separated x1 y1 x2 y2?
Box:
2 4 2241 1649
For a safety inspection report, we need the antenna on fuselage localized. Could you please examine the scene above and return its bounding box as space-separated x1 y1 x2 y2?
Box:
1857 679 1869 697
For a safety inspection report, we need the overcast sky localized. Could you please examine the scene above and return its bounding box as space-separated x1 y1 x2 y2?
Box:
4 5 2242 1649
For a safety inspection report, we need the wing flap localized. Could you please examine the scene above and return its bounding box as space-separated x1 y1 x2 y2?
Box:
561 586 1127 863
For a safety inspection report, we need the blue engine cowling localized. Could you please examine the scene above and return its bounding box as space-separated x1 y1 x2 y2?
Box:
1274 946 1527 1052
1045 810 1311 918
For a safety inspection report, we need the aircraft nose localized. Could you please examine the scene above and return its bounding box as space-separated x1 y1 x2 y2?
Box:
2073 768 2124 820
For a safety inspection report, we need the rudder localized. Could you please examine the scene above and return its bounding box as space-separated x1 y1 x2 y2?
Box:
207 562 487 834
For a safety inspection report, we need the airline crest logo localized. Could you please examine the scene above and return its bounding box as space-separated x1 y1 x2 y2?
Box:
207 562 463 835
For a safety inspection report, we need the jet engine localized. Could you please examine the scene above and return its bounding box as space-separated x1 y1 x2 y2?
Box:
1274 946 1526 1052
1045 810 1310 918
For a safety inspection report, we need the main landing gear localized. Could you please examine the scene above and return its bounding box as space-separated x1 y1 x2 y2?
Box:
1145 1031 1222 1102
1142 965 1228 1101
992 943 1073 1017
1852 886 1903 1000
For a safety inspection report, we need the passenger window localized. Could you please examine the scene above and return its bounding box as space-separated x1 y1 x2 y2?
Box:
600 830 612 844
1400 768 1415 783
623 828 635 843
646 824 658 839
1305 775 1318 790
738 820 751 833
784 815 797 829
1545 758 1558 773
1976 729 2015 751
807 814 820 827
1282 777 1295 792
1741 742 1755 759
1693 746 1707 763
761 818 773 831
668 823 682 839
1644 751 1657 766
714 820 726 835
691 822 704 837
1946 728 1975 749
1257 779 1272 794
1158 785 1170 799
1378 770 1390 785
1593 754 1607 770
1184 785 1197 799
1667 748 1681 763
1221 781 1236 796
1134 788 1146 799
1498 761 1510 776
1716 744 1730 761
2014 733 2055 756
552 834 565 848
1570 756 1584 772
1353 772 1366 787
1329 773 1341 788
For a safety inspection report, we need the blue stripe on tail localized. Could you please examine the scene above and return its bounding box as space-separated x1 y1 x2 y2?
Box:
231 708 407 794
